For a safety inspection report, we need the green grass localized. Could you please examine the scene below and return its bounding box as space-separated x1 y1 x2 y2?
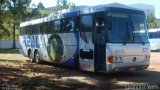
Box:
0 59 26 65
0 49 19 54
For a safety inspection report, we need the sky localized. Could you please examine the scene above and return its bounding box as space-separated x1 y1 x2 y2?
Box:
31 0 160 18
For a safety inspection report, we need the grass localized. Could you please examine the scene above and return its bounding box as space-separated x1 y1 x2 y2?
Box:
0 59 27 65
0 49 19 54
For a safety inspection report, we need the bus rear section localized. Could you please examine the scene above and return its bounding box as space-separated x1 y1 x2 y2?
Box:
79 5 150 73
106 44 150 73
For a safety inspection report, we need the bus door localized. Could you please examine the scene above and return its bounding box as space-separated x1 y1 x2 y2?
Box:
94 12 106 72
79 14 95 72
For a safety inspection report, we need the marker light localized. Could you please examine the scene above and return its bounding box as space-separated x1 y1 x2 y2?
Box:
107 56 113 63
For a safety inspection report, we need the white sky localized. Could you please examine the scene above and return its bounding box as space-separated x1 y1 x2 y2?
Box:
31 0 160 18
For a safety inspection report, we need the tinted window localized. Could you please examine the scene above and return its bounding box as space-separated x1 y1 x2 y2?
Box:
20 27 26 35
62 18 75 32
32 25 35 34
43 22 50 34
54 20 60 32
80 15 93 31
28 25 33 35
40 23 45 34
36 24 40 34
107 14 130 43
50 20 61 32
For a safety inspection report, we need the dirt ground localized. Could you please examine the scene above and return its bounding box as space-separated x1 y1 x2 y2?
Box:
0 52 160 90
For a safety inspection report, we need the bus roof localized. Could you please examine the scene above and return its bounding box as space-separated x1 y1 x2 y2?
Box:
20 3 144 27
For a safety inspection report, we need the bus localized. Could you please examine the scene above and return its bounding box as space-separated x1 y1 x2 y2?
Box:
148 28 160 51
19 3 150 73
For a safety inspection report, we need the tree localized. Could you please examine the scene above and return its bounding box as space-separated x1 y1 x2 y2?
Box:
31 3 36 9
37 2 45 10
0 0 10 39
26 4 48 20
4 0 31 48
146 14 158 29
56 0 75 11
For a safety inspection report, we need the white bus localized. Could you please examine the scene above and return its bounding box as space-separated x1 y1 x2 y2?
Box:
148 28 160 51
19 3 150 73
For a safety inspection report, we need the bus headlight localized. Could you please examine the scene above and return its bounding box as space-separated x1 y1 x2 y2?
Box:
113 56 123 63
144 55 150 61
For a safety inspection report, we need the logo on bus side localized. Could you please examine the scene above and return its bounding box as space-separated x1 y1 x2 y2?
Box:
23 36 40 48
47 34 64 62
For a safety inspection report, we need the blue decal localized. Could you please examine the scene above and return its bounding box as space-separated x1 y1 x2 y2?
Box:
31 36 35 48
23 37 26 47
23 36 40 48
62 32 79 67
26 36 31 47
35 36 40 48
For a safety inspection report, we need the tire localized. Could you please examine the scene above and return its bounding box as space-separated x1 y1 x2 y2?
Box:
34 51 41 64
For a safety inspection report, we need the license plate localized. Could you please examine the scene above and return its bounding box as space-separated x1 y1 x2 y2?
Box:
129 67 136 71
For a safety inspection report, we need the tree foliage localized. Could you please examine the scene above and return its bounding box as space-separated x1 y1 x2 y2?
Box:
0 0 10 39
37 2 45 10
56 0 75 11
3 0 31 48
146 14 159 29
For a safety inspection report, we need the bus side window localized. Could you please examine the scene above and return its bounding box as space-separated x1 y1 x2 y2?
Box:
44 22 50 34
32 25 35 35
76 16 80 31
28 25 32 35
26 26 28 35
40 23 46 34
34 25 37 35
50 21 54 33
20 27 23 35
80 15 93 32
54 20 61 32
69 18 75 32
62 18 75 32
23 27 26 35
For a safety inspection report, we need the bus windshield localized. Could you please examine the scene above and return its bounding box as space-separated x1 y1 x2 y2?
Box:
107 13 149 44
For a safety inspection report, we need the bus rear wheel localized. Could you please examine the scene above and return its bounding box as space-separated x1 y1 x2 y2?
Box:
34 51 41 64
